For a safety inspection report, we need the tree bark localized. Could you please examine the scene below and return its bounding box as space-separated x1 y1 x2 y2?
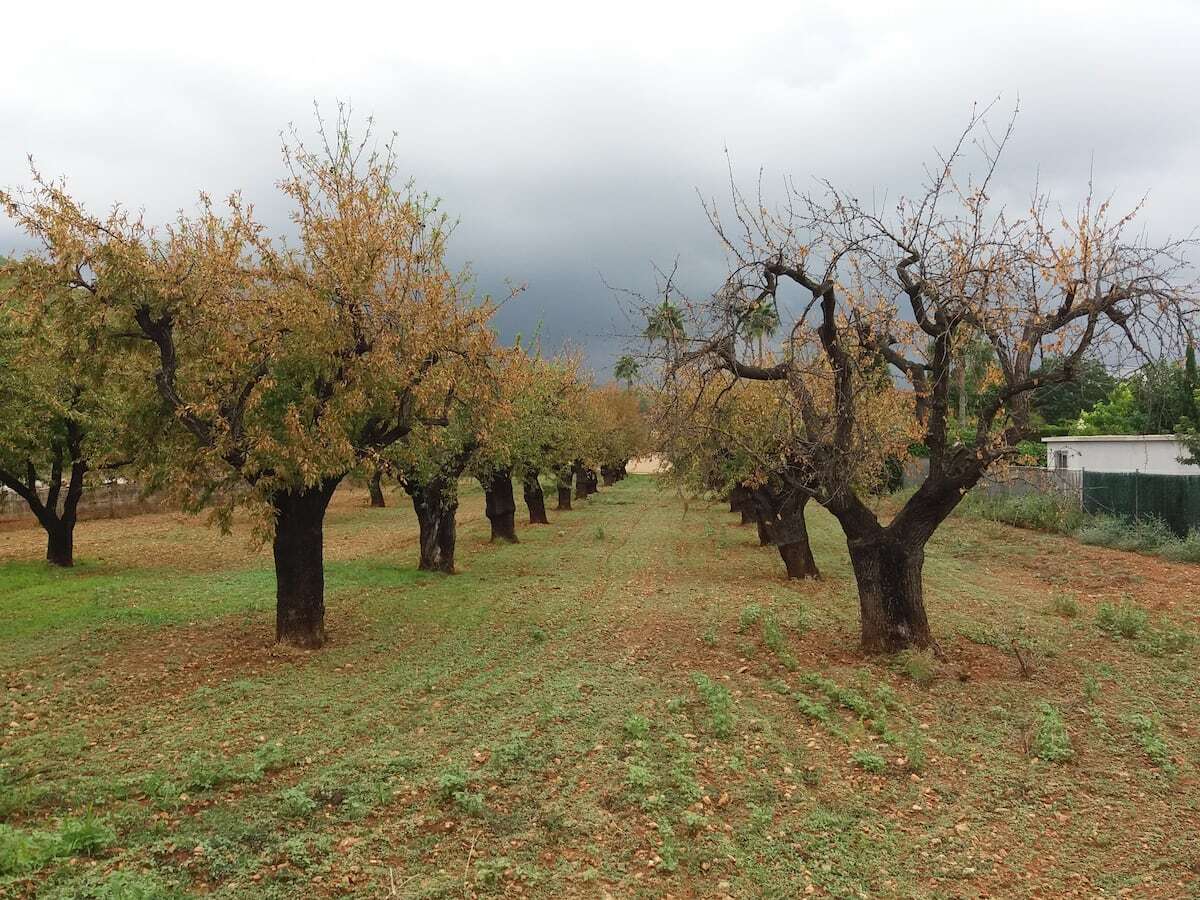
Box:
436 498 457 573
45 521 74 567
271 477 341 649
411 490 442 571
848 535 935 654
481 469 519 543
584 468 599 495
522 471 550 524
756 520 771 547
768 495 819 579
368 470 386 508
573 461 588 500
601 465 618 487
555 466 573 509
407 476 459 572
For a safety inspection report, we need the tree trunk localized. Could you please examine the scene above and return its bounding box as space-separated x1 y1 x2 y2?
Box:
411 490 442 571
847 536 935 654
45 522 74 567
482 469 519 543
556 467 573 509
407 477 458 572
585 468 599 495
770 498 819 580
271 477 340 649
522 472 550 524
368 470 386 508
436 499 457 573
756 520 771 547
730 485 750 519
601 465 618 487
573 461 588 500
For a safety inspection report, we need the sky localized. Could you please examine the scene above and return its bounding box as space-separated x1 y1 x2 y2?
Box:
3 0 1199 376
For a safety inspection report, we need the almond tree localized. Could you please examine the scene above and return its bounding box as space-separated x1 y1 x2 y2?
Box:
0 257 143 565
650 111 1195 653
2 112 497 647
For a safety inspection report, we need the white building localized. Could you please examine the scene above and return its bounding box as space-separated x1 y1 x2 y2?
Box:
1042 435 1196 475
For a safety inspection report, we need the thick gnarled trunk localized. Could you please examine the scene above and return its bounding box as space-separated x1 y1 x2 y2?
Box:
46 522 74 567
271 477 341 648
763 492 819 579
848 536 934 654
522 471 550 524
481 469 518 543
367 470 386 508
407 476 459 573
555 466 573 509
573 461 588 500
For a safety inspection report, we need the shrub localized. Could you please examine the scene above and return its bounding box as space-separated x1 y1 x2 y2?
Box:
1047 592 1079 618
896 649 936 687
623 714 650 742
1031 703 1073 763
962 491 1083 533
1160 529 1200 563
435 767 470 803
737 604 763 633
57 815 117 857
277 788 317 819
692 673 734 737
1096 602 1149 640
850 750 887 774
1123 713 1175 774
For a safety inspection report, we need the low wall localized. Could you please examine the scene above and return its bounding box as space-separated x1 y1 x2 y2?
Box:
0 482 164 525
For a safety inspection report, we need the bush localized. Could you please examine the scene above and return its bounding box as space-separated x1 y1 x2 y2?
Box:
850 750 887 774
1047 592 1079 618
1095 602 1149 640
1031 703 1073 763
692 673 734 737
961 491 1084 533
1160 529 1200 563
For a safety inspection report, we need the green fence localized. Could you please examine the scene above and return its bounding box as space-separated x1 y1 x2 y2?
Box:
1082 471 1200 536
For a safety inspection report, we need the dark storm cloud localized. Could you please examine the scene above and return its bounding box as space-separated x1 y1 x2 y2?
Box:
4 0 1198 376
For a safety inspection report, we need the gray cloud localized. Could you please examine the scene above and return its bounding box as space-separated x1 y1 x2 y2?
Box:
4 0 1198 377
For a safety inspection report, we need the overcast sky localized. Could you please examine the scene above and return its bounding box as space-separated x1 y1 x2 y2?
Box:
4 0 1198 375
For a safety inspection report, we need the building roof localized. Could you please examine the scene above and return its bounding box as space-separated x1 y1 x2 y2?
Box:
1041 434 1181 444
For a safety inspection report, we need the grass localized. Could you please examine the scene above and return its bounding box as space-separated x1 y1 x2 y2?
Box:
961 490 1200 563
1 476 1198 896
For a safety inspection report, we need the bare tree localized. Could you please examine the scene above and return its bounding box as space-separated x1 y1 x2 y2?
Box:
645 108 1196 654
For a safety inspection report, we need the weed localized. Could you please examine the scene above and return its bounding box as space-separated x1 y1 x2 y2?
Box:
493 732 533 769
656 818 681 872
624 713 651 742
1123 713 1175 774
896 649 936 687
277 787 317 819
850 750 887 774
737 603 763 633
1096 601 1149 640
593 526 606 541
1031 703 1074 763
701 624 718 646
435 766 484 814
474 856 511 889
1048 592 1079 618
626 762 654 791
902 735 926 773
0 815 115 877
692 673 734 737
